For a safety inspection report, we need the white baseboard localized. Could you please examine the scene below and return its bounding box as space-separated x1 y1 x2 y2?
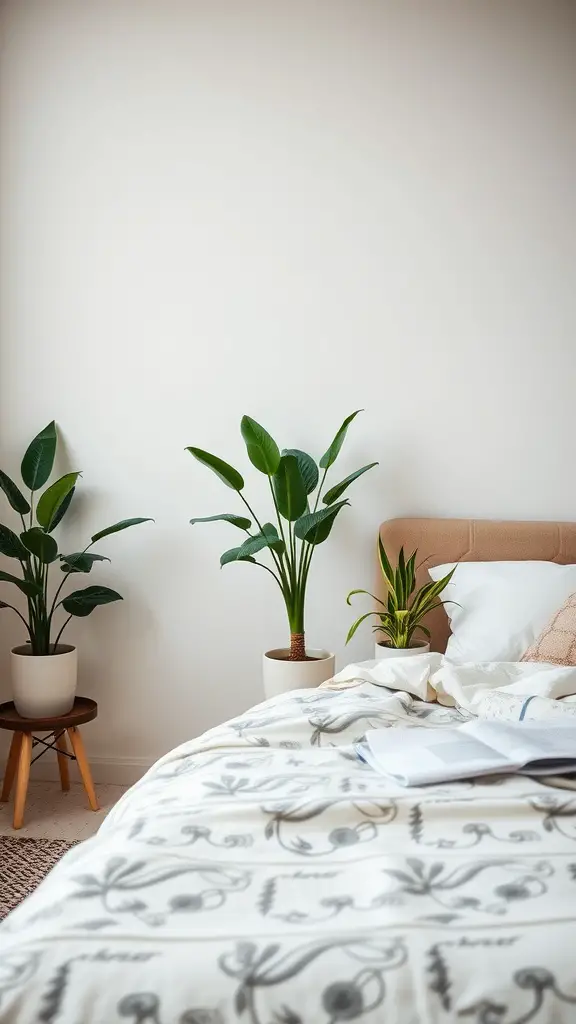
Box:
28 755 153 787
0 732 154 787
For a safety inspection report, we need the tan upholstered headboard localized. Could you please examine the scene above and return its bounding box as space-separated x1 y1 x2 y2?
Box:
378 518 576 654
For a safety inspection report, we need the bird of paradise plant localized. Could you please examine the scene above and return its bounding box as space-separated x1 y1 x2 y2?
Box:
188 411 377 661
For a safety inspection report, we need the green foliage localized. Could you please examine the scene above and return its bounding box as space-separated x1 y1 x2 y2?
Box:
346 538 456 649
188 412 377 657
0 421 152 654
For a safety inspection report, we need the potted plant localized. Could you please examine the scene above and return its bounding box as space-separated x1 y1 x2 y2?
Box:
188 411 377 698
346 538 455 659
0 421 152 718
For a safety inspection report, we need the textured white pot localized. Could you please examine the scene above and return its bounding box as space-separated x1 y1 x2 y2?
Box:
11 644 78 718
374 641 430 660
263 648 335 700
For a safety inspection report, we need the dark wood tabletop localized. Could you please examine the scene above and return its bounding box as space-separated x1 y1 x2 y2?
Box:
0 696 98 732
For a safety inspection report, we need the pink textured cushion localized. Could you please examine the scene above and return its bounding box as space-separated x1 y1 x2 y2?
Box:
521 592 576 665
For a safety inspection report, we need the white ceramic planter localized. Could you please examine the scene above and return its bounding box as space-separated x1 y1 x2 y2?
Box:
263 648 335 700
11 644 78 719
374 641 430 660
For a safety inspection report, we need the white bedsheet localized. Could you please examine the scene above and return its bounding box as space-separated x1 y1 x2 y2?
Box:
1 678 576 1022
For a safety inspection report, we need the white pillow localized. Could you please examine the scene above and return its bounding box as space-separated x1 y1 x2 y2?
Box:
428 560 576 663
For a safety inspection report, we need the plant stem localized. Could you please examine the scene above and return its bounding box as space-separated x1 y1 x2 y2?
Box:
52 614 72 652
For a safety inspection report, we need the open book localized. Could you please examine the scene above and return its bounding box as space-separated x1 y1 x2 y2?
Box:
357 720 576 786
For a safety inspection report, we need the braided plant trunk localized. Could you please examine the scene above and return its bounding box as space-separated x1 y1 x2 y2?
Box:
289 633 307 661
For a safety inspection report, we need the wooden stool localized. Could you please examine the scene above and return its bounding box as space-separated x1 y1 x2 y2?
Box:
0 697 99 829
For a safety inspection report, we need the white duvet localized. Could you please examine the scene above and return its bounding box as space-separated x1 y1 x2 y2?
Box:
1 663 576 1023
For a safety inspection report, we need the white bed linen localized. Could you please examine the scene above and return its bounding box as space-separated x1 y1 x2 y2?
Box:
1 680 576 1023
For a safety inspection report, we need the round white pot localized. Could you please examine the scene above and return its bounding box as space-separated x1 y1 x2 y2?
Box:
374 641 430 660
11 644 78 719
263 648 335 700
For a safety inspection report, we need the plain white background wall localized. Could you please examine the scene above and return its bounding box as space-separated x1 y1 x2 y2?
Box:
1 1 575 774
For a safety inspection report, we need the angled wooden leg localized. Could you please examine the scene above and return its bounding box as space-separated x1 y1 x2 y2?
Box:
67 727 99 811
1 732 23 803
55 730 70 792
13 732 32 829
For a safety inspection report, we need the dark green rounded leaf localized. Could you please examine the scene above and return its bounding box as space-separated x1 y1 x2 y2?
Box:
0 470 30 514
240 416 280 475
319 410 362 470
294 500 350 545
20 421 57 491
0 569 42 598
21 527 59 563
281 449 319 495
220 546 256 566
91 518 153 544
49 486 75 530
36 472 81 531
189 513 251 531
273 455 307 521
186 448 244 491
60 552 110 574
260 522 285 554
322 462 378 505
0 524 29 560
62 585 123 617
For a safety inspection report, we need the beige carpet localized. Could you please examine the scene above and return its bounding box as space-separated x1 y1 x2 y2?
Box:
0 836 77 919
0 781 128 839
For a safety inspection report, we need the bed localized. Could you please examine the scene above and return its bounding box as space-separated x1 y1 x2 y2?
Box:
2 518 576 1024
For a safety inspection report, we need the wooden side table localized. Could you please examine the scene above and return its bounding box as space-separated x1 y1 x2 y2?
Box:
0 697 99 829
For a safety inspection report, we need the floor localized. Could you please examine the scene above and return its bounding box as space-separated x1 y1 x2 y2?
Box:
0 781 129 840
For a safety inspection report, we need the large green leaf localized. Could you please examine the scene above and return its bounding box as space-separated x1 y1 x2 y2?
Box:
20 421 57 491
0 569 42 598
36 472 81 531
281 449 319 495
49 486 75 530
0 524 29 560
260 523 285 553
91 518 153 544
186 448 244 490
0 470 30 514
189 513 251 531
220 546 256 567
21 527 58 564
273 455 307 521
240 416 281 475
237 525 285 558
60 552 110 574
322 462 378 505
319 410 362 470
294 499 349 545
62 585 123 617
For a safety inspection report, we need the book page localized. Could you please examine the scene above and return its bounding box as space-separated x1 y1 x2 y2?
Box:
363 727 511 785
465 721 576 765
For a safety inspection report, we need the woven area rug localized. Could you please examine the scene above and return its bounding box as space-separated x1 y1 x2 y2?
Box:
0 836 77 920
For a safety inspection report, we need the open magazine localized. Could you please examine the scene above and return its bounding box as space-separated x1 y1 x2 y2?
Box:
357 720 576 786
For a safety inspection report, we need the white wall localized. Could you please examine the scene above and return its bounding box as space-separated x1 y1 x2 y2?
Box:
1 1 575 776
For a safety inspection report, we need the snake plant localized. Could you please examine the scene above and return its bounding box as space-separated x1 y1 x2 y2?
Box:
346 537 455 648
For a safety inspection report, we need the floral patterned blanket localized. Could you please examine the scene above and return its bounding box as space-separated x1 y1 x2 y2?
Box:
1 682 576 1023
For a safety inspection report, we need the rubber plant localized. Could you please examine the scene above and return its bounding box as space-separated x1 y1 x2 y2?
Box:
346 537 455 648
188 411 377 660
0 421 153 654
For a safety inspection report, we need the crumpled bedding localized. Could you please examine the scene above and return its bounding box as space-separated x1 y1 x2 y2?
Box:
1 678 576 1023
331 654 576 721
